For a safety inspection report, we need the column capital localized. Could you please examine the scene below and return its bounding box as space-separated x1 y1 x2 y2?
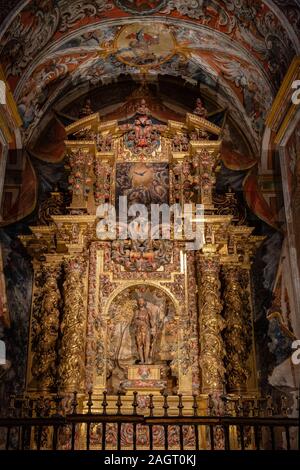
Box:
63 255 87 275
198 252 220 273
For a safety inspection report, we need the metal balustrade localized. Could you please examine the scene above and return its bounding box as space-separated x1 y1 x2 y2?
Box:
0 391 299 451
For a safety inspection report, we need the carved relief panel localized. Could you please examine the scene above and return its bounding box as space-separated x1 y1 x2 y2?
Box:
86 242 198 395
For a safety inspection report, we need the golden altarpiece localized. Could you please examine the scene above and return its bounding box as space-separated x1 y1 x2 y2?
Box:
20 92 263 420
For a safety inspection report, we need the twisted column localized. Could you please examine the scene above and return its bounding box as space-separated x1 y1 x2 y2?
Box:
223 265 251 393
31 264 61 389
58 257 86 392
198 254 225 393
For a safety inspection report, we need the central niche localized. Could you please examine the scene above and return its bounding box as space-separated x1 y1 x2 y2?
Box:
106 285 177 393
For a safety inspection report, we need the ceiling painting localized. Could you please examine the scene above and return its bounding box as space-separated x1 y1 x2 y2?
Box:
115 0 167 15
0 0 297 96
0 0 296 149
5 15 274 147
114 23 176 68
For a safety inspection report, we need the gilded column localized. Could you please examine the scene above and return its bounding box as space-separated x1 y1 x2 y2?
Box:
58 257 87 392
222 265 251 393
198 253 226 393
31 264 61 390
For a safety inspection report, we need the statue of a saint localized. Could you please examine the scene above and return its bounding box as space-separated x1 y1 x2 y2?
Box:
133 100 153 147
79 98 93 118
136 98 151 116
193 97 208 119
132 297 156 364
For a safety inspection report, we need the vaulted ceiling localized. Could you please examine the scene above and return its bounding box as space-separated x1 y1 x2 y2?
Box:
0 0 299 150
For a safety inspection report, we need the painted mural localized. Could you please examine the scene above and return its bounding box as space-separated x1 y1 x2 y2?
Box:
0 150 37 227
0 227 32 411
0 154 69 411
115 24 175 68
115 0 167 15
0 0 295 144
273 0 300 40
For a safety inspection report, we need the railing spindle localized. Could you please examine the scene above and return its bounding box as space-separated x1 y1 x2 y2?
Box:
132 392 138 451
87 391 93 414
178 394 184 450
239 425 245 450
21 396 30 450
208 394 214 451
224 424 230 450
148 394 154 451
71 391 78 450
254 425 260 450
116 391 122 451
270 426 275 451
5 427 10 450
285 425 291 451
52 425 58 451
192 394 199 451
86 391 93 450
209 425 214 450
162 392 169 450
101 391 107 450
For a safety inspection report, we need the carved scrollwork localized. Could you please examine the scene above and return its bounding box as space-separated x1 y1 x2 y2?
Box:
31 264 61 389
222 266 252 392
111 239 172 272
58 257 87 391
198 255 226 393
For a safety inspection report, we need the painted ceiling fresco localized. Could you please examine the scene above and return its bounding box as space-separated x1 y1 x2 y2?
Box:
0 0 299 149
